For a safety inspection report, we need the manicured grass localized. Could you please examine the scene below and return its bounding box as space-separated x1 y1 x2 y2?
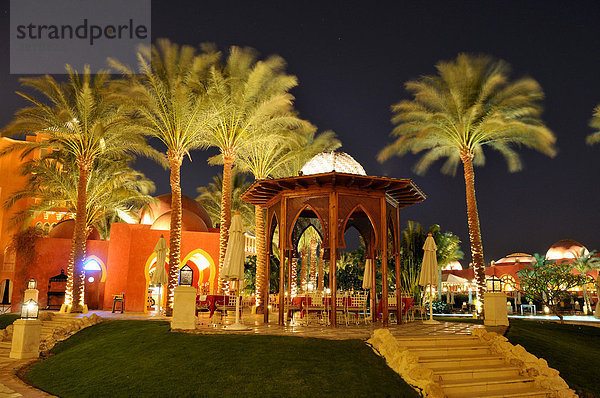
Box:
505 319 600 397
27 320 419 398
0 313 19 329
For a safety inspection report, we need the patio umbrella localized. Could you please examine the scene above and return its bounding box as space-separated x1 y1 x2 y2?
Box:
151 235 169 314
419 233 439 324
362 258 374 319
221 212 250 330
450 292 455 305
468 289 473 304
516 291 522 305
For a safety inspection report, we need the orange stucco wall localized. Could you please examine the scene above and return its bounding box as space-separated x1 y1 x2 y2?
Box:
103 223 219 312
10 238 109 311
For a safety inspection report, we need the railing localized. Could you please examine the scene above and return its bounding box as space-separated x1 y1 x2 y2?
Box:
244 233 256 256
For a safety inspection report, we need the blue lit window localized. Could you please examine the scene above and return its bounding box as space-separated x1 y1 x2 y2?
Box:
84 258 102 271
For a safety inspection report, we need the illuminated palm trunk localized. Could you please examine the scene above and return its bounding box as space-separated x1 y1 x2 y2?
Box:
310 238 317 287
300 247 308 293
291 258 298 296
165 153 183 316
318 246 324 290
65 162 90 313
218 155 234 293
460 152 486 311
254 205 266 310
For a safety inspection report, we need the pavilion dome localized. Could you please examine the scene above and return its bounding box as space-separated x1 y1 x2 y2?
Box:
150 209 209 232
139 194 212 228
49 219 101 240
495 252 534 265
300 151 367 176
545 239 587 260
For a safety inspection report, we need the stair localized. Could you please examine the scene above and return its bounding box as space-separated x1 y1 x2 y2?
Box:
396 335 552 398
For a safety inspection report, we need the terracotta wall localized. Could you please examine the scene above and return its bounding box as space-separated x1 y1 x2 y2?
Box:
103 223 220 312
11 238 109 311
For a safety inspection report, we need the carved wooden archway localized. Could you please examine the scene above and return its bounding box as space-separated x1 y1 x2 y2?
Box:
242 172 426 327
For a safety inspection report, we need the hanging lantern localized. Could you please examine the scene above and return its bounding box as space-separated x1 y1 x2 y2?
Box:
179 265 193 286
20 299 39 319
27 278 37 290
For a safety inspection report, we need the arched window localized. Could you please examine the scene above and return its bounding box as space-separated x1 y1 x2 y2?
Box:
500 274 517 292
2 247 15 271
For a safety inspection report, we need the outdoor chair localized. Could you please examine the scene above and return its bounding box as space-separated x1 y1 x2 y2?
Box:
387 294 398 324
335 293 348 326
348 292 369 325
112 292 125 313
216 295 239 322
303 292 326 325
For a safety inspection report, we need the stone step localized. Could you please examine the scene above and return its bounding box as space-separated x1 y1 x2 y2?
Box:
441 375 536 396
410 345 491 358
395 336 480 347
446 385 551 398
419 354 505 368
433 364 521 382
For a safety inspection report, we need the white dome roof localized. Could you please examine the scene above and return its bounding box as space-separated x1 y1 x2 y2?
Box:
300 152 367 176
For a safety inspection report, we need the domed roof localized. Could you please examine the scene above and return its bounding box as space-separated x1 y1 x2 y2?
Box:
140 194 212 228
150 209 208 232
495 252 534 264
49 219 101 240
546 239 587 260
300 151 367 176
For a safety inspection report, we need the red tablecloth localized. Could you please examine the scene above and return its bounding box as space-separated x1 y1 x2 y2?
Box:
292 296 364 317
377 297 414 320
196 295 239 318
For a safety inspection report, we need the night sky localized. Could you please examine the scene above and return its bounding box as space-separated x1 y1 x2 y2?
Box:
1 1 599 263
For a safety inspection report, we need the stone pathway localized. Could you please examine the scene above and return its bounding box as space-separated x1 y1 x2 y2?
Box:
0 312 101 398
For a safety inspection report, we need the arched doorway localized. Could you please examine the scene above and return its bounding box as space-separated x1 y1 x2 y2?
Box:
143 249 216 313
0 279 13 307
83 256 106 310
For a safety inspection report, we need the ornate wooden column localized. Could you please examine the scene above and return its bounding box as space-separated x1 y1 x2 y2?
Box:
264 217 271 324
329 191 338 327
381 198 389 327
395 207 402 324
278 199 287 325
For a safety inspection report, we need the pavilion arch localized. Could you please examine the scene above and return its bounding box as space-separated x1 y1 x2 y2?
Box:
339 203 378 251
289 204 325 252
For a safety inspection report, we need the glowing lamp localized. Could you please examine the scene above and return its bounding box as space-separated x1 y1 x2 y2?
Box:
179 265 193 286
20 299 39 319
486 276 502 292
27 278 37 290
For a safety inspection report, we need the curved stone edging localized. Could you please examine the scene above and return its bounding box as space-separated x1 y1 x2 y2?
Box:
366 329 443 398
38 313 103 355
470 328 576 398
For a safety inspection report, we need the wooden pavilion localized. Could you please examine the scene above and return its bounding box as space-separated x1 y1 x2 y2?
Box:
242 153 426 327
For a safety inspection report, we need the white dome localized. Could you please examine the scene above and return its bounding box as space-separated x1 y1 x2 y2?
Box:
300 152 367 176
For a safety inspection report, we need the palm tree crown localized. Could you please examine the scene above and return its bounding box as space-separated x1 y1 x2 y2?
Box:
379 53 556 311
587 105 600 145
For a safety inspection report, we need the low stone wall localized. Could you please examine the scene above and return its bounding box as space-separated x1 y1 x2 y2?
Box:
471 328 576 398
366 329 442 398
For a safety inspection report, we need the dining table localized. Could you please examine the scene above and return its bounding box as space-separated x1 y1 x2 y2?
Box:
196 294 240 318
376 297 415 321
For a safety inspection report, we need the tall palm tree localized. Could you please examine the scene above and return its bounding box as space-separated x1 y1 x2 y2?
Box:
201 46 309 291
196 171 254 231
378 54 556 308
109 39 219 314
3 66 153 312
569 249 600 313
587 105 600 145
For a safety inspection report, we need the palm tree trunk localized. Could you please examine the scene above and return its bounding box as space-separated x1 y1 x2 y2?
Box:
300 248 308 293
219 155 234 293
291 257 298 296
460 152 486 311
254 205 266 311
310 238 317 287
318 246 324 290
165 153 183 316
65 162 90 313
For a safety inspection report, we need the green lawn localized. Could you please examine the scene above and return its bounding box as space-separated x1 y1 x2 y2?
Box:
0 313 19 329
27 320 419 398
435 316 600 397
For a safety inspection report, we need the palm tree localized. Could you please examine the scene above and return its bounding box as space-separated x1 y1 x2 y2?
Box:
109 39 219 314
378 54 556 308
196 171 254 232
9 154 155 239
3 65 153 312
569 249 600 314
201 46 309 291
587 105 600 145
